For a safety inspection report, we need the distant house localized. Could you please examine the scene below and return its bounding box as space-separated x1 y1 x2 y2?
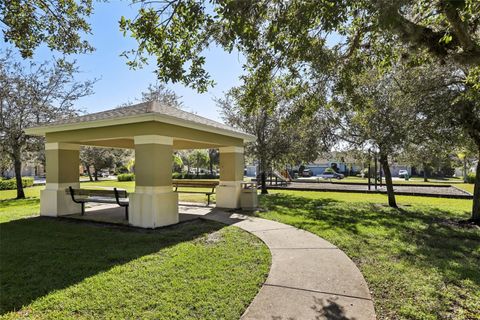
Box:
245 153 414 178
306 153 412 177
388 164 412 177
1 162 44 179
245 165 257 177
306 155 363 175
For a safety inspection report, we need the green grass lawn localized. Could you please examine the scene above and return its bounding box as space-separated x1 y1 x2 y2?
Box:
2 183 479 319
454 183 475 194
257 190 480 319
0 186 271 319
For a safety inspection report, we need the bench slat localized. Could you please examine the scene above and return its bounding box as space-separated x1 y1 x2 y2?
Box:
176 191 214 194
172 180 219 187
66 188 127 198
173 184 217 188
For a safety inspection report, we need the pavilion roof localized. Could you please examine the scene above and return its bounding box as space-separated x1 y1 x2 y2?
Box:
26 101 254 141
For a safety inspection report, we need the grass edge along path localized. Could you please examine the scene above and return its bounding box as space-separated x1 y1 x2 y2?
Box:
256 190 480 320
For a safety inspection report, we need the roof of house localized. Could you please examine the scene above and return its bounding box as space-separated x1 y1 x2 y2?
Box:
25 101 255 141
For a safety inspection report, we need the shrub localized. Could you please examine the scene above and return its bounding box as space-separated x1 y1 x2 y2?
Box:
0 179 15 190
22 177 34 188
0 177 34 190
324 168 335 174
172 172 185 179
115 166 129 174
466 173 476 184
117 173 135 181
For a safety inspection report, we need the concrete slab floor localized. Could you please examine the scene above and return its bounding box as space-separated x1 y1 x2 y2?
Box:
63 203 209 225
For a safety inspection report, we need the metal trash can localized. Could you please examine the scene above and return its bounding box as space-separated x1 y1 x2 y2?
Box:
240 182 258 210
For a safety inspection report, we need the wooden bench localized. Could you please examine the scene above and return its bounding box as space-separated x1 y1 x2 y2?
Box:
172 180 219 205
67 187 129 219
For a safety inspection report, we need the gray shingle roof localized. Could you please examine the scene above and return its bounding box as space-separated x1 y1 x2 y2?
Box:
30 101 252 139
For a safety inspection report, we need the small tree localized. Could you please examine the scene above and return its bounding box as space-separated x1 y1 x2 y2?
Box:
188 150 209 176
178 150 192 174
335 68 418 208
402 139 456 182
119 82 183 109
208 149 219 175
0 50 94 198
218 75 332 194
140 82 183 108
80 147 131 181
80 147 114 181
173 153 183 173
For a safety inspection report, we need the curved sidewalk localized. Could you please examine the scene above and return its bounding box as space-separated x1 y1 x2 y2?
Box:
203 209 376 320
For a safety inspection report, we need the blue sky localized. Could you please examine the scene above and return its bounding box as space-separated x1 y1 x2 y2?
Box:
1 1 245 122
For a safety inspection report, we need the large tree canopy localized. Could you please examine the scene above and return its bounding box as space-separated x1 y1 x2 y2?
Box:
118 0 480 91
0 0 94 58
116 0 477 221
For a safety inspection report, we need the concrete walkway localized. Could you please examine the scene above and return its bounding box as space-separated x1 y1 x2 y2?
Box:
196 207 376 320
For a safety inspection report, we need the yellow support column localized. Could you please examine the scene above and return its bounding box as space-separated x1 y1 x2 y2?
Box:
129 135 178 228
217 146 244 208
40 142 81 216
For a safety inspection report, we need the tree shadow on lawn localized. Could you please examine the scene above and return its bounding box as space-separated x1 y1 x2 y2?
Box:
259 193 480 287
0 217 225 314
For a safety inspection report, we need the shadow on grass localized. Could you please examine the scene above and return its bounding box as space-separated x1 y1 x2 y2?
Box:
259 193 480 287
0 197 39 208
0 217 225 314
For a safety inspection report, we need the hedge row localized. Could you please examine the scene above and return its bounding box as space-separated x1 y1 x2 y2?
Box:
172 173 219 179
118 173 220 182
0 177 34 190
117 173 135 181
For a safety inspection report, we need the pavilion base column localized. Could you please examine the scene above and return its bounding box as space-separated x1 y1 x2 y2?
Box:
40 183 81 217
129 187 178 228
40 143 81 216
129 135 178 228
217 146 244 209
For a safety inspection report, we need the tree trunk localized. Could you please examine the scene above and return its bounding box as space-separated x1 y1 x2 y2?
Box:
423 163 428 182
93 167 99 181
13 152 25 199
209 150 214 175
471 151 480 221
463 158 467 183
85 164 93 182
260 171 268 194
380 154 397 208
